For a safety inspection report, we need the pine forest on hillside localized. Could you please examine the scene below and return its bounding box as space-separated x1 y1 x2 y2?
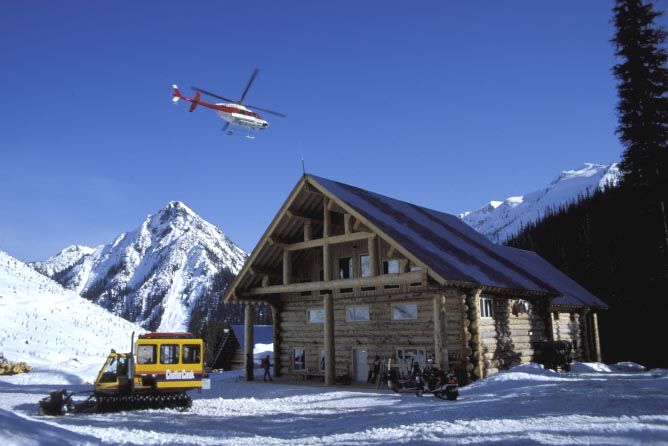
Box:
508 0 667 368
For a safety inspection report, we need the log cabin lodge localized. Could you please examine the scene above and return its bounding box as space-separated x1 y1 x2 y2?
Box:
223 175 607 384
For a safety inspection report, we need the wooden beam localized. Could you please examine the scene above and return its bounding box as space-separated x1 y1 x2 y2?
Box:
285 209 322 222
242 270 425 296
285 231 373 252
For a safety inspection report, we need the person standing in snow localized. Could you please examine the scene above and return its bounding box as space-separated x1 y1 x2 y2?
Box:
371 355 381 383
261 355 272 381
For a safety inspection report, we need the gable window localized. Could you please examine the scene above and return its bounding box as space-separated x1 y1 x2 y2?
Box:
392 303 418 320
338 257 353 279
383 259 400 274
294 348 305 370
308 308 325 323
346 305 370 322
360 255 371 277
480 297 494 318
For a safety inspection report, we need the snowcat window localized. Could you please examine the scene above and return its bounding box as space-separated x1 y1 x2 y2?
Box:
182 345 201 364
160 344 179 364
137 345 156 365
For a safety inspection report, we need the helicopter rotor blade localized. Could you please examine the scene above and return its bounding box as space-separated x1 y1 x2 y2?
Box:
191 86 236 103
245 104 287 118
238 68 259 103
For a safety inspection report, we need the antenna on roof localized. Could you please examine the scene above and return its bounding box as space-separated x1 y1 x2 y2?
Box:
299 141 306 177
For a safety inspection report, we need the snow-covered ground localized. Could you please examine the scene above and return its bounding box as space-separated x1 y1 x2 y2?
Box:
1 363 666 446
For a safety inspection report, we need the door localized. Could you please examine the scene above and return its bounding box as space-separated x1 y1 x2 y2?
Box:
354 349 368 382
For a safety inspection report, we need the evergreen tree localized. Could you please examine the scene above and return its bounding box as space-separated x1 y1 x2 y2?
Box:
612 0 668 253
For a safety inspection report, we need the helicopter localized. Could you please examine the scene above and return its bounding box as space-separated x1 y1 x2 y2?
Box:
172 68 285 137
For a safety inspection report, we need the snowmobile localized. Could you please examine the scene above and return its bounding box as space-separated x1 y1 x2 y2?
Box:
39 332 209 415
415 367 459 401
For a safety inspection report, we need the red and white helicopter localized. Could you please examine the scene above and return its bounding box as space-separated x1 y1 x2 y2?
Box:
172 69 285 137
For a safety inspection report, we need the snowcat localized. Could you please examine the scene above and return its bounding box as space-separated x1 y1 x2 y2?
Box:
39 332 210 415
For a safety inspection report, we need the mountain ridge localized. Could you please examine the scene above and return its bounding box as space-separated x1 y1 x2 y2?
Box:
459 163 620 243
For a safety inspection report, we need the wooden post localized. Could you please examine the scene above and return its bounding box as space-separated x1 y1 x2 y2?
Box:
283 250 292 285
467 289 484 380
304 220 312 242
368 235 378 277
271 303 281 377
592 312 602 362
244 304 255 381
344 213 352 234
261 274 270 288
580 309 591 361
433 294 449 372
323 198 330 238
323 293 335 385
323 243 331 282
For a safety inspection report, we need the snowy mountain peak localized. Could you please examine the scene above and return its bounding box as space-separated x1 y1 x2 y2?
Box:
32 202 247 332
30 244 97 278
459 162 620 243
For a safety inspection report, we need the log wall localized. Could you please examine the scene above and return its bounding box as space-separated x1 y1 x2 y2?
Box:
478 297 548 376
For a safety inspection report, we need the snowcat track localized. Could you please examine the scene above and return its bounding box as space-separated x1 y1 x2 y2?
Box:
39 390 192 415
95 392 192 413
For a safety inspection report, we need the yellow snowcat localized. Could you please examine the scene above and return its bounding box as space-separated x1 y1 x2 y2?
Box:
40 332 210 415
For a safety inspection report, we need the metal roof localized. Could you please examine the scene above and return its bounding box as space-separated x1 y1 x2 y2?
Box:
499 246 608 309
308 174 605 309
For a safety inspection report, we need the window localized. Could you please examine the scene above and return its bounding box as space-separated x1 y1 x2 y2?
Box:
308 308 325 323
319 348 326 372
182 345 201 364
360 255 371 277
383 259 400 274
160 344 179 364
137 344 156 365
480 297 494 318
294 348 305 370
410 265 422 272
346 305 370 322
338 257 353 279
392 303 418 320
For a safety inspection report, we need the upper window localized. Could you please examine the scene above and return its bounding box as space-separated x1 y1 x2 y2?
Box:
360 255 371 277
182 345 201 364
338 257 353 279
480 297 494 318
137 344 156 365
308 308 325 323
160 344 179 364
383 259 400 274
392 303 418 320
346 305 370 322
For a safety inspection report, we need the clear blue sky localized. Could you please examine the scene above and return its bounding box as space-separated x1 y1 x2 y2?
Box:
0 1 651 261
